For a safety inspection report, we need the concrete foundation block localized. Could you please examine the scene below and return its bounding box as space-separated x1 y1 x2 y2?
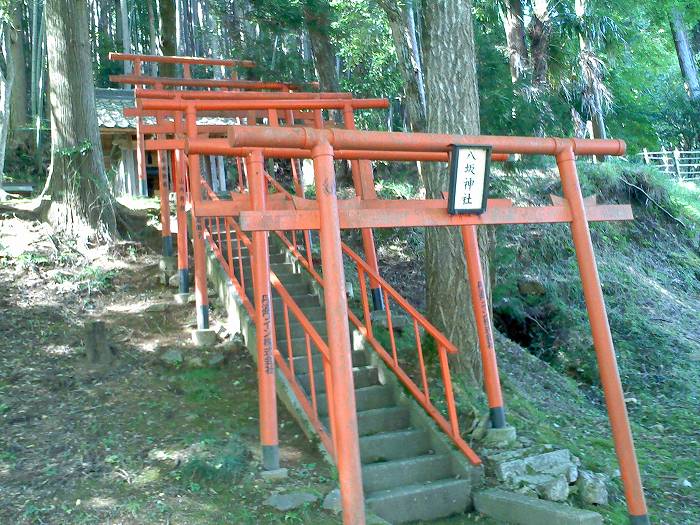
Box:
173 293 190 305
191 328 217 347
260 468 288 482
159 256 177 275
474 489 603 525
483 425 518 448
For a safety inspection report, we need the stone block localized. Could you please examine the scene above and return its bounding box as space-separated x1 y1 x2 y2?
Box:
577 470 608 505
191 328 217 347
483 425 518 448
474 489 603 525
261 468 288 482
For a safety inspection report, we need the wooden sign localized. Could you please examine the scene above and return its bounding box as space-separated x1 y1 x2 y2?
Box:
448 145 492 215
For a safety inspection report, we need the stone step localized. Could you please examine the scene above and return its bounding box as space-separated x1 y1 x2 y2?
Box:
362 454 453 493
474 489 603 525
272 293 319 309
289 349 367 375
356 406 411 437
359 428 432 463
298 366 379 396
366 478 471 524
274 306 326 326
274 317 328 340
317 384 393 416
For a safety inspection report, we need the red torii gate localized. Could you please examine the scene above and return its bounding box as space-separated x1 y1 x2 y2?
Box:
183 125 649 525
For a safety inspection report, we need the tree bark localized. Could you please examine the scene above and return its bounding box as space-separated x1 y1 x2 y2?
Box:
159 0 178 76
420 0 486 385
378 0 426 131
147 0 159 75
119 0 132 73
670 8 700 100
302 0 340 92
575 0 607 153
500 0 528 83
528 0 550 87
9 2 28 135
41 0 118 243
1 21 16 193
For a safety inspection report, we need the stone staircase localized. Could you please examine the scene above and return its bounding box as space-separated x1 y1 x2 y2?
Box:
225 240 481 524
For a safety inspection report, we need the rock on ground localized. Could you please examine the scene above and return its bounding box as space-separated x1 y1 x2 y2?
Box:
264 491 319 511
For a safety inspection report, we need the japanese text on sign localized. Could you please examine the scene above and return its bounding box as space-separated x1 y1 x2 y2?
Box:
448 145 491 215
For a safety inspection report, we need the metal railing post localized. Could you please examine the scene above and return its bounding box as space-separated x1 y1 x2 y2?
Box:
556 145 649 525
247 149 280 470
461 224 506 428
312 140 366 525
343 105 384 311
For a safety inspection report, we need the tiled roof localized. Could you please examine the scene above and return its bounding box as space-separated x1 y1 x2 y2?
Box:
96 88 136 129
95 87 240 130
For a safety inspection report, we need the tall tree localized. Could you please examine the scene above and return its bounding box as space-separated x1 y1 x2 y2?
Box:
500 0 528 83
669 7 700 100
8 1 27 136
119 0 132 72
378 0 426 131
302 0 339 91
528 0 550 88
420 0 486 383
0 11 15 193
40 0 118 242
159 0 177 76
575 0 608 145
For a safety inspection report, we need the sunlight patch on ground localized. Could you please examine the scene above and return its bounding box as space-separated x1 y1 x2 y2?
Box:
87 496 118 509
45 344 74 356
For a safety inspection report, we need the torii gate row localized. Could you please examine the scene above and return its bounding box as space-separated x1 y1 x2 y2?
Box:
127 96 404 334
190 125 649 525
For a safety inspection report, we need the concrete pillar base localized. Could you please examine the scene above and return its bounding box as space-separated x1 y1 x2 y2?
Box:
483 425 518 448
261 468 288 482
191 328 217 347
173 293 190 305
159 256 177 275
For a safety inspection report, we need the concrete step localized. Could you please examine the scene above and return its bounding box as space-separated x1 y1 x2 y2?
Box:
362 454 453 493
290 349 368 375
359 429 432 463
317 384 393 416
274 317 328 340
272 280 312 296
298 366 379 396
272 293 319 309
227 251 288 265
274 306 326 326
366 479 471 524
356 406 411 437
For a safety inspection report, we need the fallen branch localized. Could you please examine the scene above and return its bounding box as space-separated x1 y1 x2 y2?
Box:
620 177 686 228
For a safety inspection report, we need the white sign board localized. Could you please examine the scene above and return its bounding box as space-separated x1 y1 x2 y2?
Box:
447 145 492 215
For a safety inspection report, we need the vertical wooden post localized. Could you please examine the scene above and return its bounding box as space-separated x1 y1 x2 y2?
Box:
135 116 148 196
186 107 210 329
173 113 189 295
312 140 365 525
247 149 280 470
461 225 505 428
343 105 384 310
557 145 649 525
156 114 172 257
673 148 682 180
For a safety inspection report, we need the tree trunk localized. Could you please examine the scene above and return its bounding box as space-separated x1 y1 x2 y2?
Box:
500 0 528 83
119 0 132 73
41 0 118 243
9 2 28 135
147 0 159 75
420 0 486 385
670 8 700 100
302 0 340 92
1 21 16 193
575 0 607 154
378 0 426 131
159 0 177 76
529 0 550 87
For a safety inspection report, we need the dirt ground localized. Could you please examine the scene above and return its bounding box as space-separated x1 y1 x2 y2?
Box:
0 217 341 525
